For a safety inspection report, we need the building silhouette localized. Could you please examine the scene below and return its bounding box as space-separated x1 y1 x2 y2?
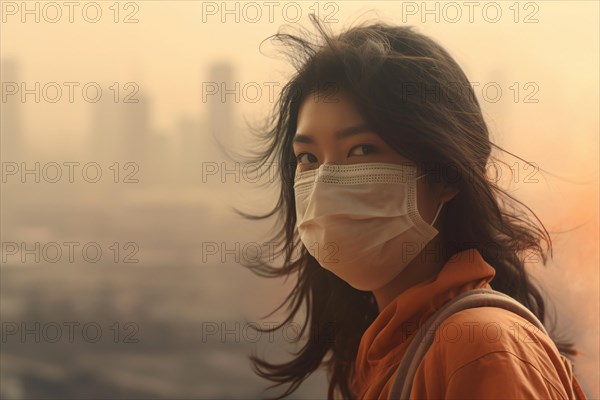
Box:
1 58 24 161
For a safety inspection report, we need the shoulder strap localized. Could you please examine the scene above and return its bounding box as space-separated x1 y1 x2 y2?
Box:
388 288 552 399
572 375 587 400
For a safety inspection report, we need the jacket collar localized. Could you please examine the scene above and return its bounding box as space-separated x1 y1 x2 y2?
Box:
351 248 496 395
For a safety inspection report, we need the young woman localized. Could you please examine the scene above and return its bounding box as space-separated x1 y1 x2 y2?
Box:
238 15 587 399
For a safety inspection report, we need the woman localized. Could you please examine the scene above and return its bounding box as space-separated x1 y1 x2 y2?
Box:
237 15 587 399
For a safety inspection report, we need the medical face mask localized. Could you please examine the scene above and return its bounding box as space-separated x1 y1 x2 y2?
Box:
293 162 444 291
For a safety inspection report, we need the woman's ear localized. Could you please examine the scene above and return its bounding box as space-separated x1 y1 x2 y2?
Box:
439 183 459 203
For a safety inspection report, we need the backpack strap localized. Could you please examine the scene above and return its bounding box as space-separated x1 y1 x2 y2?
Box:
388 288 551 399
572 375 587 400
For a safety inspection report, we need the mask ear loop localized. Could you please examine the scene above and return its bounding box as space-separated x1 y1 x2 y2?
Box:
431 201 444 226
416 173 445 227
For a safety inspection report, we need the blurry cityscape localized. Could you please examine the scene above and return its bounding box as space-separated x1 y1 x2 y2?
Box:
0 57 328 399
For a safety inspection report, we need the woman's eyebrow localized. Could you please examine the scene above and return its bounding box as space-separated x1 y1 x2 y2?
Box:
293 123 373 144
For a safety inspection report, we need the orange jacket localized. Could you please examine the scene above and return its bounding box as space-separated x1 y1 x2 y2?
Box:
350 248 587 399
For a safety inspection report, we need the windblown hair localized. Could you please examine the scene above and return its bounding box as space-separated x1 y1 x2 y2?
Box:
234 14 577 400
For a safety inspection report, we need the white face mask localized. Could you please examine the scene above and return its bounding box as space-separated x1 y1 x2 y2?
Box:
293 162 444 291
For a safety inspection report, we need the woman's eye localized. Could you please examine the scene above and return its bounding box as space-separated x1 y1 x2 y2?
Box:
349 144 378 156
296 152 317 164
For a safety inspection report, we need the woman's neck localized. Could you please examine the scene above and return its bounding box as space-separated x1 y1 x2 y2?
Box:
372 235 449 312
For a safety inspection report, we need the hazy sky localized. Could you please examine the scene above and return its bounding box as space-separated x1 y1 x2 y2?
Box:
2 1 598 152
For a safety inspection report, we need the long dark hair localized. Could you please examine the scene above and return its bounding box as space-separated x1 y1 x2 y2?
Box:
233 14 577 399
